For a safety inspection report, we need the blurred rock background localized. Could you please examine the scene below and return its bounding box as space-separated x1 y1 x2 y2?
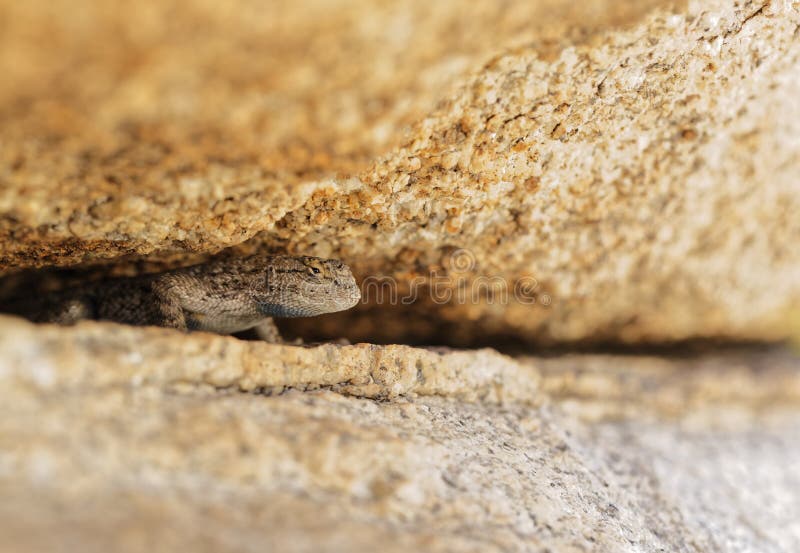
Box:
1 0 799 551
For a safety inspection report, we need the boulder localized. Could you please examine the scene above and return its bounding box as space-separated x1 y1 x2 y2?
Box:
1 0 798 343
1 316 798 552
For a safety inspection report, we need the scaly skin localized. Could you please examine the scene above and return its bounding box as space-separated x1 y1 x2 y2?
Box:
9 255 361 342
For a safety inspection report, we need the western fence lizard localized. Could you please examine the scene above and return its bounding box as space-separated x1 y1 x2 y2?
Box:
5 255 361 342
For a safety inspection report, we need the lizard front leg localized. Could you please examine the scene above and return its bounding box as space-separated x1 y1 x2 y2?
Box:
150 279 188 330
252 318 283 343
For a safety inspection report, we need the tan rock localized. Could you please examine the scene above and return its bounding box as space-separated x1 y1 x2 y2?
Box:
1 315 799 552
1 0 798 344
2 2 800 549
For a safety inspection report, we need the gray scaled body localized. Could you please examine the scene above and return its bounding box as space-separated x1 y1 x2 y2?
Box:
9 255 361 342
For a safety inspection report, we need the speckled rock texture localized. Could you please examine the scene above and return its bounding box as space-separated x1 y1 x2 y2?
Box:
1 0 799 345
2 1 800 551
1 315 799 553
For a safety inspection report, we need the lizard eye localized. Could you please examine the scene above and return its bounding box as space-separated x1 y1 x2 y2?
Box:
309 266 321 275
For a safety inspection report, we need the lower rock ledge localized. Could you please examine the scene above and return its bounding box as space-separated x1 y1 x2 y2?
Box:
0 314 799 552
0 315 541 404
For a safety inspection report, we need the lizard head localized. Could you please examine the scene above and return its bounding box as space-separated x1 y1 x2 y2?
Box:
254 256 361 318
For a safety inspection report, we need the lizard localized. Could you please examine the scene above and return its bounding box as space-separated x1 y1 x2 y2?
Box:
4 255 361 342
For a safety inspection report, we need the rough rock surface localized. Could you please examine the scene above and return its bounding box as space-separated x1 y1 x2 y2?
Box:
1 315 799 552
2 1 800 551
2 0 799 344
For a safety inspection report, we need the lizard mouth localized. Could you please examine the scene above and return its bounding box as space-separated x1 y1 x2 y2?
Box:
337 285 362 309
256 302 318 318
257 286 360 318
